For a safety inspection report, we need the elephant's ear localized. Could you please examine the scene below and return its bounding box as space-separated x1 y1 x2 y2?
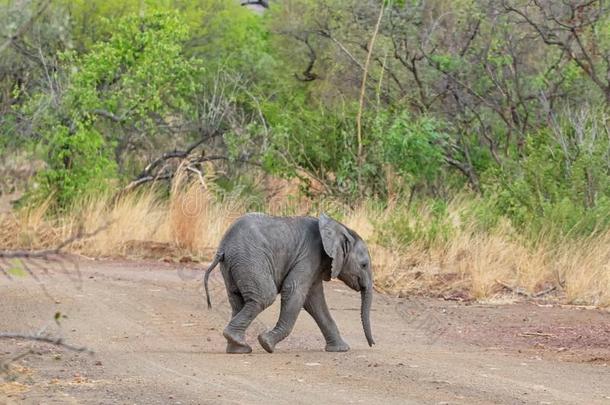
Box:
319 213 355 278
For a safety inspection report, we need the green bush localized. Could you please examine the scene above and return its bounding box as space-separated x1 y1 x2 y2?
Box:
482 109 610 238
372 111 448 191
261 103 451 200
35 126 117 208
25 11 203 208
375 200 453 249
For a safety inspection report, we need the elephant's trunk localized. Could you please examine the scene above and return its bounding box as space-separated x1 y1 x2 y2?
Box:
360 281 375 347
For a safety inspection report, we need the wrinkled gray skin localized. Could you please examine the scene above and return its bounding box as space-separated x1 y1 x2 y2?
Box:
204 212 375 354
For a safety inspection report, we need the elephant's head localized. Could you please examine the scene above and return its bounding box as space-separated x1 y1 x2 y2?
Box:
318 213 375 347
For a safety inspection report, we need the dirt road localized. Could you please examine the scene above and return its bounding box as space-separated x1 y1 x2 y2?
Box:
1 259 609 404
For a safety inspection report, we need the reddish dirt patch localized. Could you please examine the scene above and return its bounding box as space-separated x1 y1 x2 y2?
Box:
407 298 610 363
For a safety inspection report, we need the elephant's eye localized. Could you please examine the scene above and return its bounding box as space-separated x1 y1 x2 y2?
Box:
360 262 367 269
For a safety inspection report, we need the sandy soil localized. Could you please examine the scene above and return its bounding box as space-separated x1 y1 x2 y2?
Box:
1 259 609 404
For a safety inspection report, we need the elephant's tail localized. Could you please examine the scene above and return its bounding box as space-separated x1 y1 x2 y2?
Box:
204 251 224 309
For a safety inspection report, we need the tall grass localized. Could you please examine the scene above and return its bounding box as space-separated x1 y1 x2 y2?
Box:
0 178 245 259
1 184 608 308
344 200 610 308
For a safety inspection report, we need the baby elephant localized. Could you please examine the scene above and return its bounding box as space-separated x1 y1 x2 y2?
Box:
204 212 375 353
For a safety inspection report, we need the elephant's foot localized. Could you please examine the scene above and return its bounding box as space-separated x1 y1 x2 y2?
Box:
223 327 248 348
226 341 252 354
258 331 276 353
325 340 350 352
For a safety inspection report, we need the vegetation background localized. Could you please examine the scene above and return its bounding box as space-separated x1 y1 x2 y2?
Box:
1 0 608 306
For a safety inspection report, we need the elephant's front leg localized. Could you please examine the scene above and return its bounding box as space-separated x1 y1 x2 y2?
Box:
258 270 311 353
304 281 349 352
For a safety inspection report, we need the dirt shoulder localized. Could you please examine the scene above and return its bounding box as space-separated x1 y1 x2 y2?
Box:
1 259 609 404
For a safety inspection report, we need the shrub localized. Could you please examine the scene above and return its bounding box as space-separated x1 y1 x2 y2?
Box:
375 200 453 250
24 11 203 209
482 107 610 238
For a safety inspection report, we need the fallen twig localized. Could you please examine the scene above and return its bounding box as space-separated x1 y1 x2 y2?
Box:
496 280 559 300
533 286 557 298
0 330 93 373
0 332 92 354
495 280 531 297
518 332 556 338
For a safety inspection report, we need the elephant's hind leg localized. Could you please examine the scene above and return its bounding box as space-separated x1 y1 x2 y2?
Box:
221 267 252 353
224 300 270 352
225 292 253 353
223 263 276 353
222 268 247 320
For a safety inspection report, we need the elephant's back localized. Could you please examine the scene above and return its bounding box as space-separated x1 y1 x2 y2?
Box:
218 213 320 273
220 213 317 247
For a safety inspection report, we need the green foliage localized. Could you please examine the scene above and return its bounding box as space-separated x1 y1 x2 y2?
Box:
36 125 117 207
3 0 610 242
26 11 203 208
260 101 451 200
262 101 364 196
430 54 461 72
373 112 448 188
63 11 202 127
62 0 271 78
375 200 454 249
483 110 610 238
458 197 500 233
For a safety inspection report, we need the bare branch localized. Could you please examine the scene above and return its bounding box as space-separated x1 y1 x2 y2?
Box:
120 153 261 195
241 0 268 8
318 30 365 71
293 33 319 82
356 1 385 189
1 326 93 374
92 109 126 122
136 130 222 181
504 0 610 103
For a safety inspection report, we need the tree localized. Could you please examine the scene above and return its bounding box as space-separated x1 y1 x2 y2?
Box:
24 11 205 207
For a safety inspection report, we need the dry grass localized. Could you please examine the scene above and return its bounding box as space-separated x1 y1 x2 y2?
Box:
167 175 245 255
554 233 610 306
1 187 609 308
343 201 610 308
0 179 245 260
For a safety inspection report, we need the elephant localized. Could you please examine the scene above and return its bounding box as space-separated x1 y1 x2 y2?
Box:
203 212 375 354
